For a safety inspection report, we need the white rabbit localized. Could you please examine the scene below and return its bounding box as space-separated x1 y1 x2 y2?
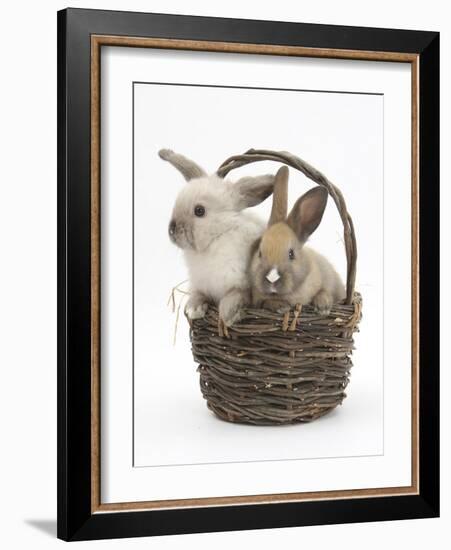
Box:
250 166 345 315
159 149 275 326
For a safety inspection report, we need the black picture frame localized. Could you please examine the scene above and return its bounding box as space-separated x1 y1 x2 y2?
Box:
57 7 439 541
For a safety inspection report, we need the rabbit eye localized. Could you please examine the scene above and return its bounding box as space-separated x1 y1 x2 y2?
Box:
194 204 206 217
288 248 295 260
258 249 262 258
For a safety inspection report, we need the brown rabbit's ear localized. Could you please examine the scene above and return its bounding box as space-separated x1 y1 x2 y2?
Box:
287 186 328 242
268 166 289 226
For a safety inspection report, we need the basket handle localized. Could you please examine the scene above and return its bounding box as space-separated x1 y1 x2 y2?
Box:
217 149 357 305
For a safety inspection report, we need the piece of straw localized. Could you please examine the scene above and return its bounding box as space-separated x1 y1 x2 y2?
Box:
167 280 190 345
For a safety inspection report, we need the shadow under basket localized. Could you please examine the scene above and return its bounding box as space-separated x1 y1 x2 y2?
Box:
188 148 363 426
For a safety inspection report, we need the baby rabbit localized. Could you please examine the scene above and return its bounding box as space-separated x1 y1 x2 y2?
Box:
250 166 345 315
159 149 276 326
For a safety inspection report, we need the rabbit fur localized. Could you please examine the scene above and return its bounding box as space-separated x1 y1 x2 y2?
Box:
159 149 276 326
250 166 345 315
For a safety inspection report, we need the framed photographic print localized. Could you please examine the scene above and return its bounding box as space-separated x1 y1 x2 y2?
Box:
57 8 439 541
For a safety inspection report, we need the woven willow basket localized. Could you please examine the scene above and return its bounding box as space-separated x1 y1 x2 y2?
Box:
188 149 362 426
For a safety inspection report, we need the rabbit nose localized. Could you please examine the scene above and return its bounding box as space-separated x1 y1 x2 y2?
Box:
168 220 176 236
266 267 280 283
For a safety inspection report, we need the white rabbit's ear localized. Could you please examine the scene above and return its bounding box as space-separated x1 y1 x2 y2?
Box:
232 174 275 210
158 149 207 181
287 186 328 242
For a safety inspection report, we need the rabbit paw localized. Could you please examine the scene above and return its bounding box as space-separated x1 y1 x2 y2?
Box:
185 294 209 320
262 299 291 314
312 290 333 316
221 306 244 327
219 289 249 327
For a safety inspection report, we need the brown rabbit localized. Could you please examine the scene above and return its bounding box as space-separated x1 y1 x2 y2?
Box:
249 166 345 315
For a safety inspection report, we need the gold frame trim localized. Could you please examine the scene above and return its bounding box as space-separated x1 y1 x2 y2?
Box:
90 35 420 514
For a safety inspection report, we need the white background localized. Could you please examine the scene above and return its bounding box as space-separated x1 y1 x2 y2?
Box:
133 81 386 468
102 47 412 502
0 0 448 548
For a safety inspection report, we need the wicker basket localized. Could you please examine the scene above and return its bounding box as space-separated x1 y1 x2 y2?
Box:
188 149 362 426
